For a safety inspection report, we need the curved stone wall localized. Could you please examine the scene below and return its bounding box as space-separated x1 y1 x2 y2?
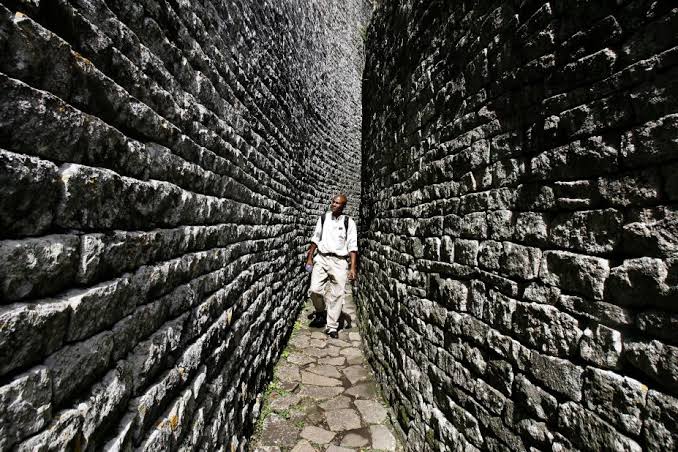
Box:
360 1 677 451
0 0 368 449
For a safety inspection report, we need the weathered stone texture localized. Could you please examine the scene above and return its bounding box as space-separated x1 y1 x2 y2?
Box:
360 1 678 451
0 0 368 449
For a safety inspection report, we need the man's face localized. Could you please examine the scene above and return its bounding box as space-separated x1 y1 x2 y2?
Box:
331 196 347 216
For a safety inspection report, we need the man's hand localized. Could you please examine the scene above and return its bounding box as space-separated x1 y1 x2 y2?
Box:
348 268 357 281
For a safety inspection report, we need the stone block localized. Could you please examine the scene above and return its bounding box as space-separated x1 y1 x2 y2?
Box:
16 408 83 451
530 135 618 181
0 150 60 237
431 276 469 312
478 240 502 271
512 302 582 357
483 291 516 334
0 301 70 376
514 374 557 421
622 207 678 257
557 402 641 452
514 211 548 245
624 339 678 392
579 323 623 369
598 170 661 207
635 310 678 343
0 366 52 449
606 258 675 309
64 276 138 342
643 390 678 452
621 114 678 166
487 210 514 240
529 352 583 401
540 250 610 300
454 239 479 266
583 368 647 436
0 235 79 302
45 331 115 405
557 294 634 328
523 283 560 305
549 209 622 254
485 360 513 396
79 362 133 448
500 241 542 280
460 212 488 239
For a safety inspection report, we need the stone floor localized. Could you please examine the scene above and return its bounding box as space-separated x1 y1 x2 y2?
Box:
251 292 402 452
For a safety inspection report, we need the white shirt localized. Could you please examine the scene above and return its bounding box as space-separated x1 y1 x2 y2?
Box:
311 212 358 256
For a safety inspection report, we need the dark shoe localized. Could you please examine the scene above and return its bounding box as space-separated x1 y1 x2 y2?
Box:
309 311 326 328
327 330 338 339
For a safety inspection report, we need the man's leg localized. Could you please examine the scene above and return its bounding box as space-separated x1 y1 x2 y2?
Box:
308 255 329 326
324 257 348 335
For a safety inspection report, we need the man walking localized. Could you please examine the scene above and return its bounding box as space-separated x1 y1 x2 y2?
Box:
305 194 358 338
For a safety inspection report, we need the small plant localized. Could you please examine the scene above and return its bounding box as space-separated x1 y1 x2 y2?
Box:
358 24 368 43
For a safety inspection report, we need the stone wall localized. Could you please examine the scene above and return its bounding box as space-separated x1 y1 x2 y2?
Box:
360 1 677 451
0 0 368 449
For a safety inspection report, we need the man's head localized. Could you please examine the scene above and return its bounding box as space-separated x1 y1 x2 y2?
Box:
331 194 347 217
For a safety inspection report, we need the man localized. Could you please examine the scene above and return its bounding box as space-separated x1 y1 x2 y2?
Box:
305 194 358 339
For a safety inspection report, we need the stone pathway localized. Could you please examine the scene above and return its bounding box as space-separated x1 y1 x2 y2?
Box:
251 293 402 452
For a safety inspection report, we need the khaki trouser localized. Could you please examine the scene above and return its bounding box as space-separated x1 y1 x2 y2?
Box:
308 253 348 332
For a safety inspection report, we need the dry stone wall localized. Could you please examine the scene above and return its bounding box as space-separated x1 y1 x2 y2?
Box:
0 0 368 449
360 1 678 451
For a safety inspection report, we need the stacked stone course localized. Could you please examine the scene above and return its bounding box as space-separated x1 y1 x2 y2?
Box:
360 1 677 451
0 0 368 449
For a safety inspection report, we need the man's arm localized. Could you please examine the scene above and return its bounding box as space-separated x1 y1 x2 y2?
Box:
347 218 358 280
306 242 317 265
306 216 323 266
348 250 358 281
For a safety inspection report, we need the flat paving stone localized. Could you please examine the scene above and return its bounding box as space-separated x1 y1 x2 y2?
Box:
290 439 317 452
300 426 335 444
318 356 346 366
309 338 326 347
355 399 388 424
270 393 302 412
326 446 353 452
345 382 378 399
306 364 343 379
348 332 361 341
290 335 310 348
310 331 327 339
297 385 344 400
324 345 342 357
371 424 397 450
319 395 353 411
325 409 362 432
288 353 316 366
339 429 370 447
305 347 331 358
340 348 364 365
281 381 299 392
301 371 342 386
258 415 300 448
329 338 352 347
342 365 369 385
277 364 301 383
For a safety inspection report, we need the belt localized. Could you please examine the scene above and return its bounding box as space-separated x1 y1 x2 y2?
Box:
318 251 349 259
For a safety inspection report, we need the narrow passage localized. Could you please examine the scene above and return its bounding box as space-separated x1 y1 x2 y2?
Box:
252 292 402 451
